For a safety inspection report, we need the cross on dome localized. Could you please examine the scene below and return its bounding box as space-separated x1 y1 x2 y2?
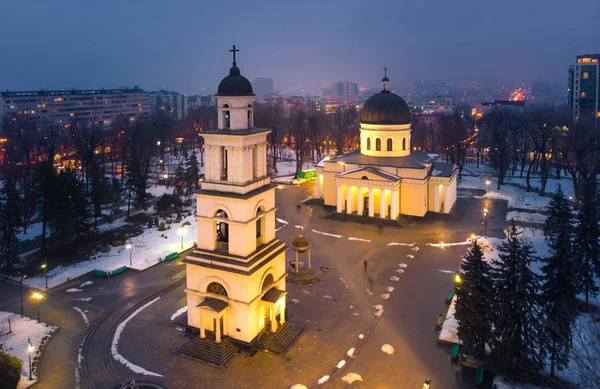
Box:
383 67 388 78
229 45 239 66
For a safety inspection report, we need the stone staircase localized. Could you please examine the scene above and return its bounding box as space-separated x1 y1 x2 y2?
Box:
258 321 306 355
174 335 238 368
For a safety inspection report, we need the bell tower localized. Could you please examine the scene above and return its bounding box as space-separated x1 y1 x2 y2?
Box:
183 46 287 353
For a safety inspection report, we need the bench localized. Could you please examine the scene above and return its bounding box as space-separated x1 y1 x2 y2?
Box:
34 234 43 241
436 313 446 328
19 239 32 247
451 343 460 361
446 290 454 303
111 266 127 276
91 269 109 278
165 252 179 261
475 366 484 384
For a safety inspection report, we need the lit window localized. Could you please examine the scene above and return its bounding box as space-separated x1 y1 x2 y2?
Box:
581 92 587 98
583 72 589 79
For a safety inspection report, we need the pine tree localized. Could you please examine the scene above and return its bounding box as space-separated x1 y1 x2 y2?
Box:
0 179 23 271
573 193 599 304
455 240 494 361
174 162 185 197
490 221 544 383
47 169 90 244
185 153 200 198
541 186 579 377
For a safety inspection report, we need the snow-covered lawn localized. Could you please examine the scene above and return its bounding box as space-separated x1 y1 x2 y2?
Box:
16 223 45 242
439 294 459 344
22 211 197 290
506 211 547 224
0 312 58 389
460 176 551 211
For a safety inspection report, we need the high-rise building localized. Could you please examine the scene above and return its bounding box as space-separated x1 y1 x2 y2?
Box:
332 81 358 103
252 77 274 102
568 54 600 122
0 87 149 128
149 90 189 119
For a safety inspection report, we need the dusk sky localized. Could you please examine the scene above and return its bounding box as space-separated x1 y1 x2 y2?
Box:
1 0 598 95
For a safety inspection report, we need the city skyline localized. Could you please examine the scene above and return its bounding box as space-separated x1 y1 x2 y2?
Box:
1 0 598 95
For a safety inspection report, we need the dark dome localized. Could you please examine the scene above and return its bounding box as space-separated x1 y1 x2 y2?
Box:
360 91 411 125
292 235 310 252
217 66 254 96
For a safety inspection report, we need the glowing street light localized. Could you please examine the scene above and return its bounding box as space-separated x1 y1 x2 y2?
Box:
483 208 489 237
32 292 43 322
179 226 185 250
41 261 49 289
126 243 132 266
485 180 491 193
454 273 462 285
27 339 34 380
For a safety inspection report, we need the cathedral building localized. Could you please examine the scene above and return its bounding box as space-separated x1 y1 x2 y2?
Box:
183 46 288 353
315 72 457 218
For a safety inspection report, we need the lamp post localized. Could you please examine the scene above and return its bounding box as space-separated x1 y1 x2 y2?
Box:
41 261 48 289
485 180 491 193
179 226 184 250
32 292 43 322
27 339 34 380
19 273 27 318
126 243 132 266
483 208 488 237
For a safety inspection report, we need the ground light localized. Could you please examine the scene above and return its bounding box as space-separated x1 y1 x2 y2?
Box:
27 339 34 380
32 292 43 322
485 179 491 193
126 243 132 266
454 272 462 285
483 208 488 237
179 226 185 250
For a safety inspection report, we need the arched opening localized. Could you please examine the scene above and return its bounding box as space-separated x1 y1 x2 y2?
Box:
207 282 228 298
366 137 371 150
402 137 407 151
387 138 393 151
375 138 381 151
247 103 253 128
215 209 229 252
222 104 230 129
261 274 274 292
256 206 265 246
220 146 228 181
361 176 369 180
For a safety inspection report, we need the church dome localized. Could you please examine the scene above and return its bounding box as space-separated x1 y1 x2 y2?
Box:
360 91 411 125
217 65 254 96
292 235 310 253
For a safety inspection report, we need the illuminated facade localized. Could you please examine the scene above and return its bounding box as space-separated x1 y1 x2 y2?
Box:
315 73 458 218
568 54 600 122
0 88 149 127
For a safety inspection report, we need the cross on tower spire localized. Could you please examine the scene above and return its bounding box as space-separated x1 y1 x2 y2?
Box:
383 66 388 78
229 45 239 66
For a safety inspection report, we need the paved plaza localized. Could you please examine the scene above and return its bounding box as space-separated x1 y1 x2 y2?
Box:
1 180 508 389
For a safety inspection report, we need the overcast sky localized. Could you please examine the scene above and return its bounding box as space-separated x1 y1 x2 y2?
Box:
0 0 598 94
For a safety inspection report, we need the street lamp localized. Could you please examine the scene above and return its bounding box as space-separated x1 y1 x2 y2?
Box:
27 339 34 380
179 226 185 250
41 261 48 289
32 292 43 323
126 243 132 266
483 208 488 237
454 272 462 285
485 180 491 193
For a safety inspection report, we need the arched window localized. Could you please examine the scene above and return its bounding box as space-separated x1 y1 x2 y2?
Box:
387 138 393 151
375 138 381 151
366 137 371 150
207 282 228 297
222 104 230 129
247 103 253 128
402 137 407 151
361 176 369 180
261 274 274 292
215 209 229 249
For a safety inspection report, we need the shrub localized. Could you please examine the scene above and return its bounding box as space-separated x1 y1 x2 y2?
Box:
167 226 171 230
155 193 183 214
111 240 121 247
182 221 191 226
174 218 181 224
100 245 110 253
158 222 166 231
0 351 22 389
147 219 153 228
166 219 173 225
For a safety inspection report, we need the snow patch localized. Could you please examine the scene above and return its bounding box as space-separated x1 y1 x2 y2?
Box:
79 281 93 288
111 297 163 377
438 269 455 274
336 359 346 369
381 344 395 355
358 334 364 339
398 263 407 268
348 237 371 242
276 218 289 225
411 246 420 251
439 294 459 344
406 254 414 259
346 347 355 357
77 297 92 302
506 211 546 224
341 373 363 384
170 306 188 321
396 269 404 274
387 242 415 247
311 229 342 238
427 241 468 248
390 276 400 281
289 385 307 389
380 293 390 300
339 277 349 288
66 288 82 293
318 375 330 384
72 306 89 325
385 286 394 292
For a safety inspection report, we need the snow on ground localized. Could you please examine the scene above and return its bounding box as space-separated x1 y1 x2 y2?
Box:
72 307 89 325
289 385 307 389
348 237 371 243
16 222 46 242
311 229 342 239
95 216 128 233
170 306 188 321
439 294 459 344
0 311 58 389
336 359 346 368
22 211 197 290
66 288 82 293
381 344 395 355
427 241 469 248
387 242 415 247
111 297 162 377
317 375 329 384
493 376 542 389
506 211 546 224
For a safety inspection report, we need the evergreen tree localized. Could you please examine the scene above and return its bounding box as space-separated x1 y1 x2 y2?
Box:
541 187 579 377
455 240 494 361
47 169 90 244
174 162 185 197
573 193 599 304
490 221 544 382
185 153 200 198
0 179 23 271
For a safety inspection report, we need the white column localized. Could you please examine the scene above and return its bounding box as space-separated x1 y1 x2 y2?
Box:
357 187 364 216
279 304 286 326
368 189 375 217
199 314 205 339
346 187 353 214
270 308 278 332
391 189 398 219
336 186 343 213
380 189 387 218
215 316 222 343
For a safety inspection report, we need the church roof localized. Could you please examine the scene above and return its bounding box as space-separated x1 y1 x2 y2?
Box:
202 127 270 136
329 149 438 170
360 90 411 125
262 288 286 303
217 65 254 96
197 299 228 313
430 162 457 178
338 166 401 182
